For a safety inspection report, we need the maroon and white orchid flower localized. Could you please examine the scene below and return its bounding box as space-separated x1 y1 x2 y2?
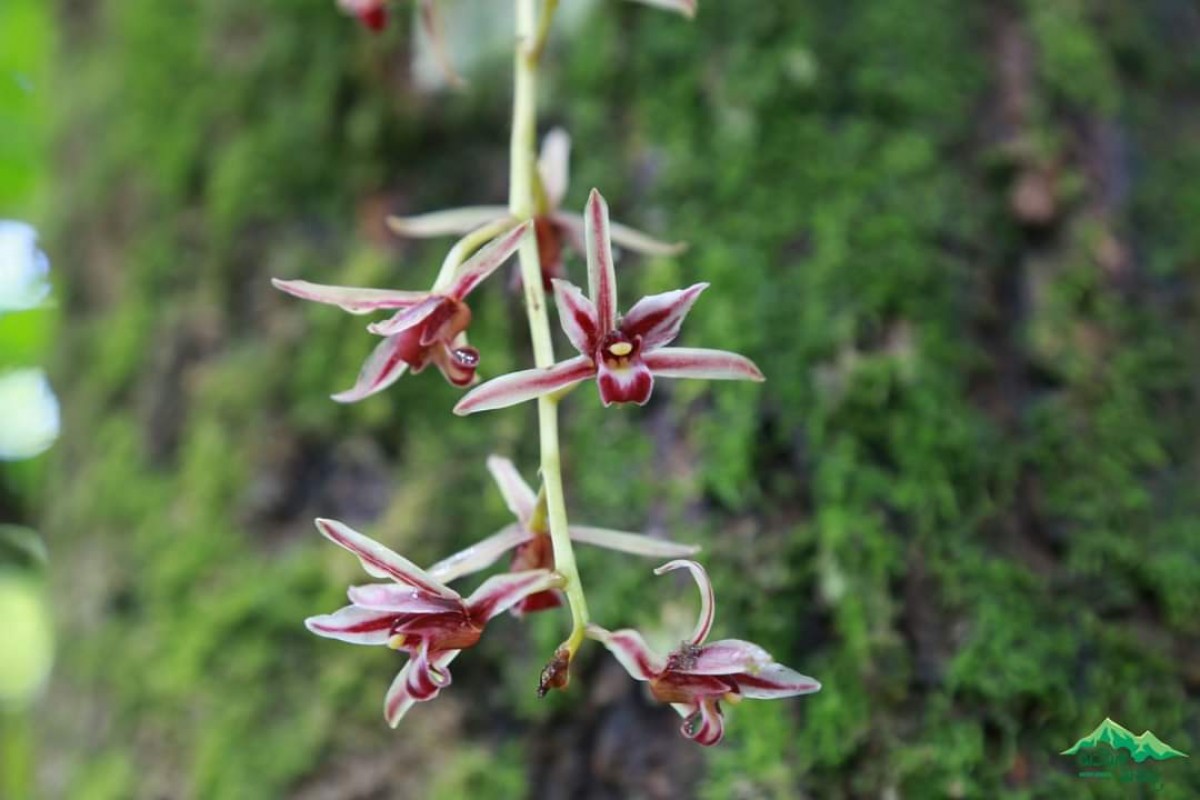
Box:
273 222 530 402
305 518 562 726
454 190 764 413
425 455 698 615
388 130 685 291
589 560 820 746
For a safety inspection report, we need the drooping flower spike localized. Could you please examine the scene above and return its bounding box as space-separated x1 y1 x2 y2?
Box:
425 455 699 614
305 518 561 726
588 560 820 746
388 130 685 291
273 222 530 402
454 190 764 413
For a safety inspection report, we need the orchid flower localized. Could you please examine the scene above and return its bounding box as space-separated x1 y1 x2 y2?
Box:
388 130 685 291
425 455 699 615
589 560 820 746
453 190 764 413
273 222 530 402
305 518 561 726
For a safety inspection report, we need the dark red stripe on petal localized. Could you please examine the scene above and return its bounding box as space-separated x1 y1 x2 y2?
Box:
454 356 595 415
585 190 617 333
620 283 708 351
642 347 765 383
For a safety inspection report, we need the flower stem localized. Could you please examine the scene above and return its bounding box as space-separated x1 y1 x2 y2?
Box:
510 0 589 661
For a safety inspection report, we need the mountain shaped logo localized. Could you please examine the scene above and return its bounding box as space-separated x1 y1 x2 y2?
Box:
1061 718 1189 763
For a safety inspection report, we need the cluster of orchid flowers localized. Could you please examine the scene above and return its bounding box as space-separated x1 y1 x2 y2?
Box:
286 0 819 748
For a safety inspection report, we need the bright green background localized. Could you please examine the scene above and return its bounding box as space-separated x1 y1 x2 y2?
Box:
8 0 1200 797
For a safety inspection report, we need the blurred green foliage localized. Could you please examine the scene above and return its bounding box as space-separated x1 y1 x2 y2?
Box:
33 0 1200 797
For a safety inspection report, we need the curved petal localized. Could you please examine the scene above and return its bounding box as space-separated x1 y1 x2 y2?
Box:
367 295 449 336
551 279 600 355
271 278 426 314
454 355 595 415
584 190 617 334
386 206 511 239
624 0 697 18
314 518 459 599
586 625 666 680
733 663 822 699
427 525 531 584
384 649 461 728
568 526 700 558
347 583 464 614
465 569 562 621
655 559 713 645
642 348 765 383
538 128 571 209
684 698 725 746
609 220 688 258
428 339 480 387
621 283 708 351
447 221 532 300
596 357 654 406
305 605 396 646
330 337 411 404
486 456 537 523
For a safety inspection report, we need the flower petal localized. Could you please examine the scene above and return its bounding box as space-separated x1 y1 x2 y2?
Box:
305 605 396 645
621 283 708 351
688 639 774 675
538 128 571 210
386 206 511 238
584 189 618 334
551 279 601 355
271 278 427 314
427 524 531 584
609 220 688 258
547 213 586 257
428 339 480 387
314 518 460 599
596 357 654 406
624 0 697 18
384 649 461 727
586 625 667 680
418 0 464 87
330 336 411 403
347 583 465 614
568 526 700 558
642 348 765 383
685 698 725 746
733 663 822 699
366 295 449 336
447 221 532 300
453 355 595 415
465 570 562 621
486 456 538 523
655 559 713 645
